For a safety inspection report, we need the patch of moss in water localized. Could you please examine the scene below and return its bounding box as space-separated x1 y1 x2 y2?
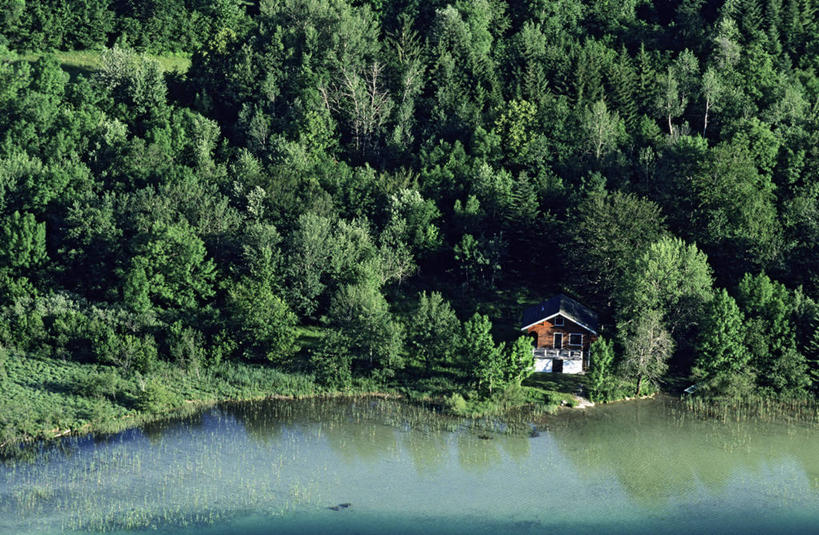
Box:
1 397 819 534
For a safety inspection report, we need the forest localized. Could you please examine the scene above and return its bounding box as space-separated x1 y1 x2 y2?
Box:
1 0 819 442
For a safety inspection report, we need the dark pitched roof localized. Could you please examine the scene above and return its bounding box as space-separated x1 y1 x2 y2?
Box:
521 294 599 333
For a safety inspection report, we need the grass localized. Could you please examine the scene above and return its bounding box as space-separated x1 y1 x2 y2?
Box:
523 373 589 406
0 327 590 454
293 325 324 355
16 49 191 78
0 353 319 452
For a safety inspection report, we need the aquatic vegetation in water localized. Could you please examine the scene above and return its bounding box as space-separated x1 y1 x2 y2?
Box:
1 398 818 534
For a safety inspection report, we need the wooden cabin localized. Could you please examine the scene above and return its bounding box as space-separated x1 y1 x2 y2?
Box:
521 294 598 374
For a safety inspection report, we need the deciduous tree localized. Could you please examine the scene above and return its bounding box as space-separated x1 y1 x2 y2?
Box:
620 310 674 396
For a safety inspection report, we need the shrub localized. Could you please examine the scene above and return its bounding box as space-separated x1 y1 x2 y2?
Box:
135 379 180 414
309 330 353 389
445 392 468 415
74 368 120 399
167 322 207 372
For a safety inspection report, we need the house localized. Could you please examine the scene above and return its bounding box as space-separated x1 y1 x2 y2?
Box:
521 294 598 374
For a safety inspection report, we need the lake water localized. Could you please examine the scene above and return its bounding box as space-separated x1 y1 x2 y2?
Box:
1 397 818 534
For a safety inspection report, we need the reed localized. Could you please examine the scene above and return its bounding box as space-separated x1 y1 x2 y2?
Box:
681 395 819 425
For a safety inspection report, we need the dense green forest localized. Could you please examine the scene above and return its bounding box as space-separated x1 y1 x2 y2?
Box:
2 0 819 441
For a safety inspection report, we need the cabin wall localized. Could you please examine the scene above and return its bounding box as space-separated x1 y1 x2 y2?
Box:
533 358 552 373
532 356 584 374
562 359 583 374
524 316 597 352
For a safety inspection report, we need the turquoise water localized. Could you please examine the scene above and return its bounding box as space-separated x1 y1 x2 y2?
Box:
1 398 818 534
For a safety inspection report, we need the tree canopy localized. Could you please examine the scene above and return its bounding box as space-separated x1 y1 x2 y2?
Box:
2 0 819 403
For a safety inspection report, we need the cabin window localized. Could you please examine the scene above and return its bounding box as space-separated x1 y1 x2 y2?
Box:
569 333 583 346
553 316 564 326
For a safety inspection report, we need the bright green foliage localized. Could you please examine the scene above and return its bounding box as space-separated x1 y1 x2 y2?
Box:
381 189 441 257
461 315 531 397
618 236 713 336
588 337 616 402
227 221 297 363
464 313 505 396
135 379 180 414
1 0 819 423
310 330 354 389
0 211 47 270
694 289 750 386
286 213 394 317
504 336 534 386
737 273 795 353
655 66 686 135
428 0 502 138
692 139 782 276
125 221 216 312
737 272 810 396
91 326 158 374
453 233 504 288
406 291 460 373
619 309 674 396
494 99 539 161
701 67 723 135
228 280 298 363
285 213 336 317
327 284 404 379
97 47 169 129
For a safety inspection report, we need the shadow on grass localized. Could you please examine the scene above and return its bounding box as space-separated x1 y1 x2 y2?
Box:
524 373 588 395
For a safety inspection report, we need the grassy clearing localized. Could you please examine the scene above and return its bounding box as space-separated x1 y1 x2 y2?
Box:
16 49 191 77
523 373 589 406
0 346 587 453
293 325 324 355
0 353 318 450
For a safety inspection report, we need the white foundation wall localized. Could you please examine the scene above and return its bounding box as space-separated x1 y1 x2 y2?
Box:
563 359 583 374
533 358 553 373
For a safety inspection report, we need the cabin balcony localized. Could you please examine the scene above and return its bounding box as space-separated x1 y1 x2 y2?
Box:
533 348 584 361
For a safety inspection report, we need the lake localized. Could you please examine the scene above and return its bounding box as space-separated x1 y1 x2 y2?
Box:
1 397 818 534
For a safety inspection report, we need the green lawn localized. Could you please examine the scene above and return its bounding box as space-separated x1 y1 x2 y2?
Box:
17 49 191 78
523 373 589 406
524 373 588 394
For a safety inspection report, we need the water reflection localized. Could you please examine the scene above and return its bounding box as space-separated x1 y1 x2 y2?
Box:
549 398 819 503
402 431 449 474
2 397 818 535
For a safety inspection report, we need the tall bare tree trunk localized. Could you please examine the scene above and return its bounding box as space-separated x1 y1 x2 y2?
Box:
703 99 710 136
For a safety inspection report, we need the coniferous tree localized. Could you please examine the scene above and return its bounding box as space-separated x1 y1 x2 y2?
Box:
588 337 616 402
694 289 751 390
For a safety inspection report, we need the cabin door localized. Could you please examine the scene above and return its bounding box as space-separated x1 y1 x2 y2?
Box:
553 333 563 349
553 359 564 373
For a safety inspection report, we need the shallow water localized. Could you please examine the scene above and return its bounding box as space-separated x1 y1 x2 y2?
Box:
1 397 818 534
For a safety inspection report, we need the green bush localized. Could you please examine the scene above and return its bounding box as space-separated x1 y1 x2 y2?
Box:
309 330 353 389
310 348 353 390
74 368 120 399
445 392 468 415
135 379 180 414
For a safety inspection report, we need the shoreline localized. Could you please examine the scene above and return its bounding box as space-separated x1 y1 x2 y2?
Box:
0 388 643 455
0 390 408 453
